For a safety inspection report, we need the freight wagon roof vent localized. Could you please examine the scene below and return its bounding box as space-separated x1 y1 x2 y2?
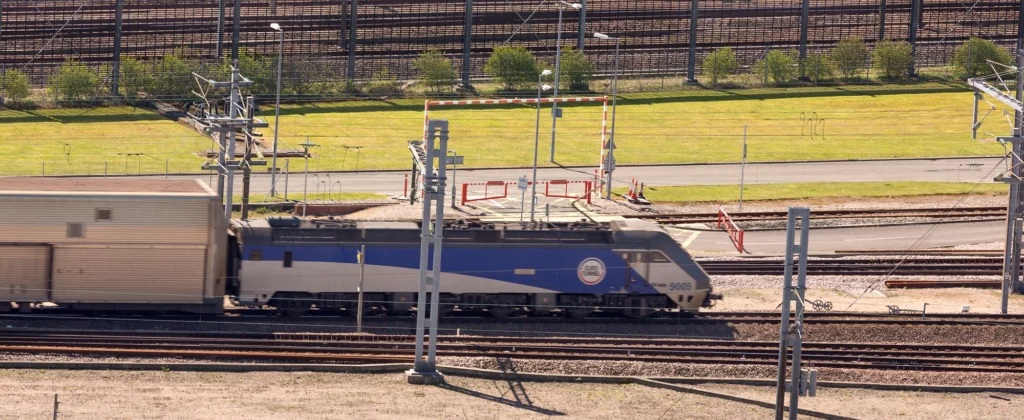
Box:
267 216 302 228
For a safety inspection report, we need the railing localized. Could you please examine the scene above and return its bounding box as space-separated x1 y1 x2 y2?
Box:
544 180 593 204
460 181 508 206
717 205 745 253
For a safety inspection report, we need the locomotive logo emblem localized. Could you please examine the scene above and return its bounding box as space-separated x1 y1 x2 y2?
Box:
577 258 606 285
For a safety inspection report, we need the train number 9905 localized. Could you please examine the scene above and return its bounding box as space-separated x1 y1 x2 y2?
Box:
668 282 693 291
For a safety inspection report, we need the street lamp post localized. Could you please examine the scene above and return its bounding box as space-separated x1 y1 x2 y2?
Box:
531 70 553 222
270 23 284 196
549 1 582 162
594 32 619 199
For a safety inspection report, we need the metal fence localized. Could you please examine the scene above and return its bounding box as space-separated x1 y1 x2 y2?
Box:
1 0 1022 95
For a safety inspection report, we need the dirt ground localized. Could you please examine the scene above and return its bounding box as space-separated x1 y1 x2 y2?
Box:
0 370 772 420
710 287 1024 314
694 384 1024 420
1 370 1020 419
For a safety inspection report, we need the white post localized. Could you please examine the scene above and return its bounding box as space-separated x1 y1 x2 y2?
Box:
740 125 747 211
605 38 620 199
549 6 565 162
271 24 284 196
356 244 365 333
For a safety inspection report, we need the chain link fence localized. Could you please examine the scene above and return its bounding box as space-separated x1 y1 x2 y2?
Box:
1 0 1021 103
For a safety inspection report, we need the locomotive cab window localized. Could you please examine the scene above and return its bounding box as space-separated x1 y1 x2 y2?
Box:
652 252 670 263
283 251 293 268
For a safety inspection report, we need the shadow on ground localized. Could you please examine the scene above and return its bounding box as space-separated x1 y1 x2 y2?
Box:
436 358 565 416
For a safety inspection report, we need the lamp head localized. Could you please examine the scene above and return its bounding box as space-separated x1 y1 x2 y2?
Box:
593 33 609 39
540 69 553 77
270 23 281 31
542 85 552 91
570 3 582 9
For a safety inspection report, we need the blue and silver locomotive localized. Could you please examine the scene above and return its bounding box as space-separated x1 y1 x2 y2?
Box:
229 218 714 317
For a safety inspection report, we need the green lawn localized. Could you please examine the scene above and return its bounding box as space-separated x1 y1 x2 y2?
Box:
615 182 1008 203
263 83 1006 171
0 83 1010 176
0 106 210 176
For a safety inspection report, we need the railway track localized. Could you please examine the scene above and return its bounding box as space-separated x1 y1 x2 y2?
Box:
1 331 1022 374
630 206 1006 225
697 256 1005 276
7 311 1024 325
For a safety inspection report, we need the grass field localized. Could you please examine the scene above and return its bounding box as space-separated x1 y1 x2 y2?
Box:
0 83 1010 176
262 83 1007 171
614 181 1009 203
0 106 210 176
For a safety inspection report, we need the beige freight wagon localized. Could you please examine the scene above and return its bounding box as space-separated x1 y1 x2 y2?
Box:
0 178 226 313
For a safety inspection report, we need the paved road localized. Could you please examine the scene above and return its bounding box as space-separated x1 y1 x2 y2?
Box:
674 220 1005 255
163 157 1003 196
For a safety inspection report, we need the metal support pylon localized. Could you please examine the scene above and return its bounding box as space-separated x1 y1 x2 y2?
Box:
968 49 1024 313
186 62 268 222
407 119 448 385
775 207 810 420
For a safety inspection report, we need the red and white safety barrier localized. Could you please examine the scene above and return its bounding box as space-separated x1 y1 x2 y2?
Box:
717 206 745 253
460 181 509 206
544 180 593 204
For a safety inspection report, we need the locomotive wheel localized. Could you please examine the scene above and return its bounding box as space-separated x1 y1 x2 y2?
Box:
623 297 654 319
487 306 515 318
567 308 594 319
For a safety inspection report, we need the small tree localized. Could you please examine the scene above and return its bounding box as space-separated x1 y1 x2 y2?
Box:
556 46 594 90
753 49 799 84
49 59 99 100
118 56 153 99
413 50 457 92
701 47 738 87
872 40 914 80
483 46 540 91
152 50 195 98
364 67 401 95
831 37 869 79
216 48 275 95
2 69 32 101
953 37 1012 78
801 53 835 84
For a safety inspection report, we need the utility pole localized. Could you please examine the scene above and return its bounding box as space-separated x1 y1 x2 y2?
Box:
775 207 811 420
406 119 449 385
356 244 366 333
549 2 582 162
301 137 317 218
739 125 747 211
231 0 241 60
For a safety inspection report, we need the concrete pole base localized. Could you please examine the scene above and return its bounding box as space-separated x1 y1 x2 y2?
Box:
406 369 445 385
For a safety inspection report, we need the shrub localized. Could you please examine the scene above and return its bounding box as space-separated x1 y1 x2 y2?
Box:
2 69 32 101
753 49 799 84
413 50 458 92
152 50 196 98
701 47 738 87
49 59 98 100
483 46 540 91
118 56 153 98
364 67 401 95
831 37 869 79
872 40 914 80
952 37 1012 78
556 46 594 90
801 53 835 84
